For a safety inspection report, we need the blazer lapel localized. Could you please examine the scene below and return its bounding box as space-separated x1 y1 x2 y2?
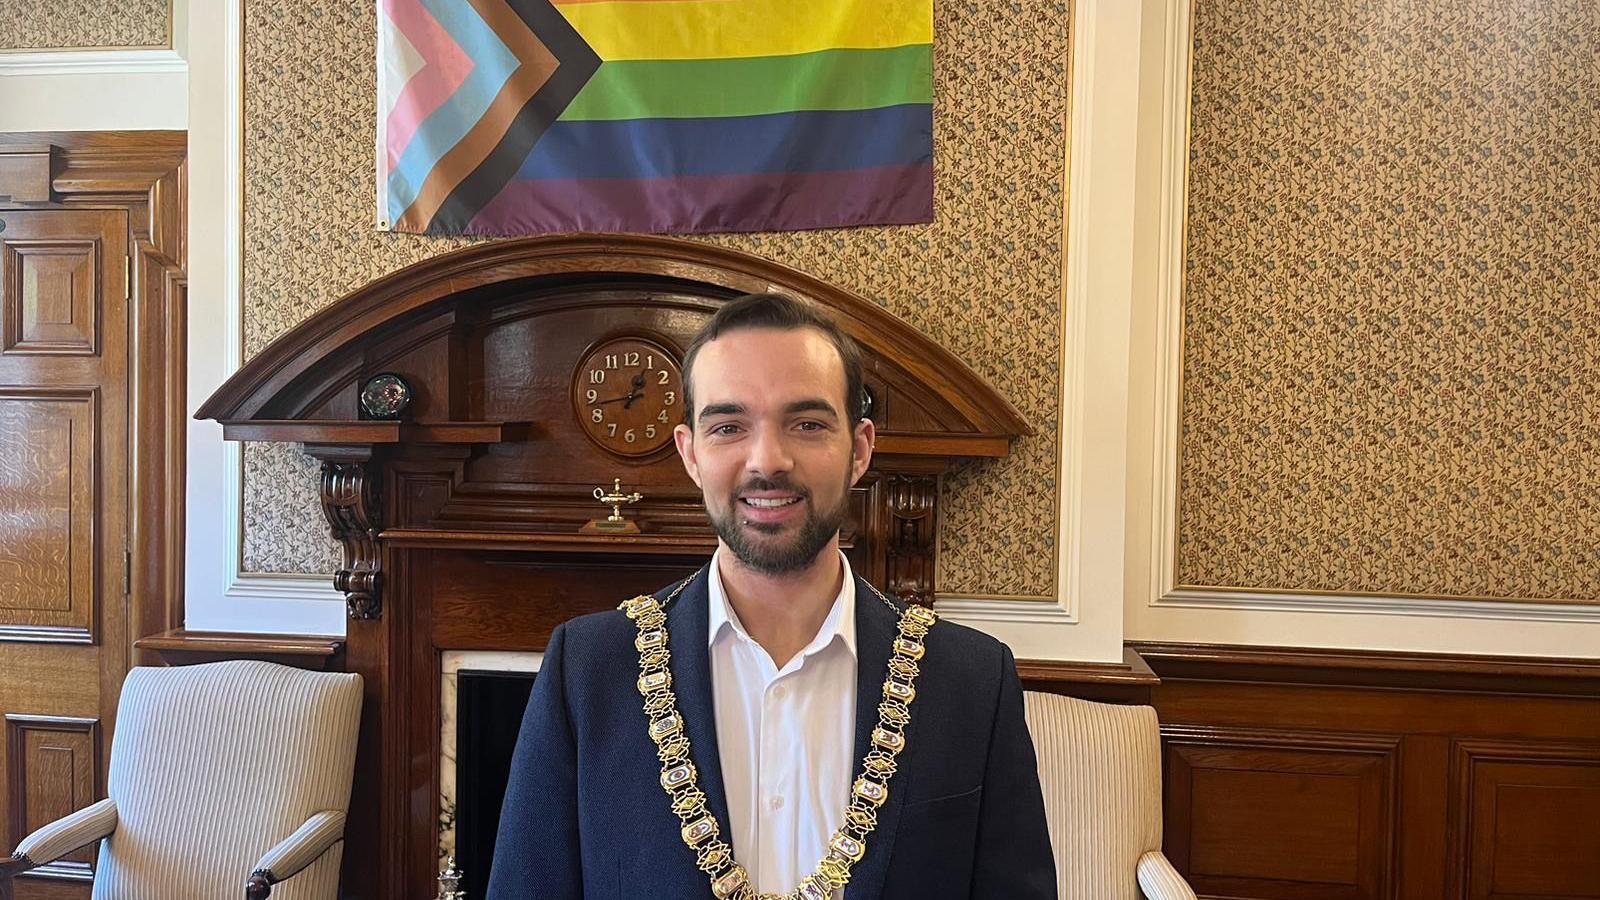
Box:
845 577 916 900
665 568 735 853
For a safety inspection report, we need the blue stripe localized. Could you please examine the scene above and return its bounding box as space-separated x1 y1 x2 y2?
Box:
513 103 933 181
386 0 520 221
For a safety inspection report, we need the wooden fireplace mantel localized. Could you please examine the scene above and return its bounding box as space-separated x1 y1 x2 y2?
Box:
197 234 1033 898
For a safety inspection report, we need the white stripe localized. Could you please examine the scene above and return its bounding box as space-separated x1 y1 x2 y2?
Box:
16 797 117 865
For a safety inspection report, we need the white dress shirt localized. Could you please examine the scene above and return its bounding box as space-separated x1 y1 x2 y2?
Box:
708 549 856 899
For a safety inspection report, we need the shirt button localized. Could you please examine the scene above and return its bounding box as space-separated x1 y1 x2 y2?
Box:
770 795 785 810
772 684 787 699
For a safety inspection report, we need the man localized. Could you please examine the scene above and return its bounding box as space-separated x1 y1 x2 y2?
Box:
488 294 1056 899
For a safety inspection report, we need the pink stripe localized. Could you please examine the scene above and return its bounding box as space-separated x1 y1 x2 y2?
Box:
453 164 934 236
382 0 475 171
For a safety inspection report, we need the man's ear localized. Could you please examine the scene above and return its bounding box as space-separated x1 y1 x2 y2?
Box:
850 417 875 486
674 422 702 487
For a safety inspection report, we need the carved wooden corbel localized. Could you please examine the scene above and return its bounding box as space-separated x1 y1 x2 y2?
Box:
307 445 383 620
882 473 939 606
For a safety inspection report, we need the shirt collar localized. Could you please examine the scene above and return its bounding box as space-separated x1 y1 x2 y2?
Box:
707 548 858 662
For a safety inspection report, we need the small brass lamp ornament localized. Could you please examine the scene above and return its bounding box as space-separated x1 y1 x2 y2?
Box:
582 478 644 534
436 856 464 900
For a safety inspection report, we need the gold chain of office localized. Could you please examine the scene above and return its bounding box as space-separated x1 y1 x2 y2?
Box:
619 578 937 900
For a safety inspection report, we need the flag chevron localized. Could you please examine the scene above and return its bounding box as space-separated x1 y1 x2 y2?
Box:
424 0 601 232
380 0 472 171
386 0 524 220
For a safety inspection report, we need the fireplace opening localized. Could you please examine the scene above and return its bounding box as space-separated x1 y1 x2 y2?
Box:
456 669 537 898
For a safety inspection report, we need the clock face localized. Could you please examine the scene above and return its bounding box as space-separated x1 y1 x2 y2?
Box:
572 336 684 457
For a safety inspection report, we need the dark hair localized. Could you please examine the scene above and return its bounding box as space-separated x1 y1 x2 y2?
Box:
681 293 866 427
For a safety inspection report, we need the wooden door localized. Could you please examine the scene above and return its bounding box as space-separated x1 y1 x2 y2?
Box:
0 208 131 899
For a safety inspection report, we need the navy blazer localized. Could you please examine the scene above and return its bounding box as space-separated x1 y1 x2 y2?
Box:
487 568 1057 899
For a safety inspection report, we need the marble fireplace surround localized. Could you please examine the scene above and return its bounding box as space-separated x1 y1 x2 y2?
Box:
440 651 543 877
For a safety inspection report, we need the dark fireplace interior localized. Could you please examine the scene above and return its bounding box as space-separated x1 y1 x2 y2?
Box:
457 669 538 898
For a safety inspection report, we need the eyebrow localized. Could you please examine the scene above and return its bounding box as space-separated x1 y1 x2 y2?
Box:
784 398 840 418
698 402 747 419
697 399 840 420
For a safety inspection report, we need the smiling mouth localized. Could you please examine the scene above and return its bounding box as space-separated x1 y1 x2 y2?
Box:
741 496 802 509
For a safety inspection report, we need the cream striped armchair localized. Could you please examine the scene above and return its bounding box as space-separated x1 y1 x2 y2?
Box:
1023 692 1197 900
0 660 362 900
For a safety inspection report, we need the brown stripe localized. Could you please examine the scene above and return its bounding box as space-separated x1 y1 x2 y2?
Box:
397 0 560 231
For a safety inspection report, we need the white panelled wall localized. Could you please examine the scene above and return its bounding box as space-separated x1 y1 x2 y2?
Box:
0 1 187 131
184 0 346 636
1120 0 1600 657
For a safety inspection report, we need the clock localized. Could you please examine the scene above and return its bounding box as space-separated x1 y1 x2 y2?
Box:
572 336 684 457
359 372 412 420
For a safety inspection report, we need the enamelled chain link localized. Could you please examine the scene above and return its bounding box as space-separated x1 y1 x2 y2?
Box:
619 573 937 900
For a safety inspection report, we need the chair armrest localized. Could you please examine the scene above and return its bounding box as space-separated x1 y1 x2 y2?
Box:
1137 850 1197 900
14 798 118 869
248 809 347 894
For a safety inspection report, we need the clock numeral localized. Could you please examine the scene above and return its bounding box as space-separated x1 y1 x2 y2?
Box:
589 369 605 384
646 425 657 439
586 389 598 403
625 351 641 366
657 410 669 423
591 408 604 423
647 355 655 369
625 428 637 443
664 391 676 406
604 354 618 369
607 423 617 437
657 370 670 385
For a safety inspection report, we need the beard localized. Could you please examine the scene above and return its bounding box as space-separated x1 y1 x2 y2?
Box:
709 470 852 577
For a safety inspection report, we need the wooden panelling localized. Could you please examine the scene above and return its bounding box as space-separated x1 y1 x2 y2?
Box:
1164 727 1398 900
133 629 345 670
4 716 98 882
0 130 189 669
8 879 89 900
0 389 96 642
1132 643 1600 900
0 131 185 900
1134 642 1600 698
0 146 55 205
1451 740 1600 900
1 240 98 355
1019 649 1161 705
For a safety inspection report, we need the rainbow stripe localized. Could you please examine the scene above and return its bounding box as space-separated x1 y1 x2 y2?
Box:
377 0 933 235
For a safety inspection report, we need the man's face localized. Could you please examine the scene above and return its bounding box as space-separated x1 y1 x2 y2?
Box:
674 327 874 576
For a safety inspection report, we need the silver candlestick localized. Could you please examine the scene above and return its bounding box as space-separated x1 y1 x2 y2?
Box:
437 855 465 900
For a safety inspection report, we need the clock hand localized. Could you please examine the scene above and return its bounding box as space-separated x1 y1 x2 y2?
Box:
598 375 649 407
592 373 649 409
623 372 647 409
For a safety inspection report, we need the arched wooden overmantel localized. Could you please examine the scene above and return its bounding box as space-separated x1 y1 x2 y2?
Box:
197 234 1033 898
199 234 1031 615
